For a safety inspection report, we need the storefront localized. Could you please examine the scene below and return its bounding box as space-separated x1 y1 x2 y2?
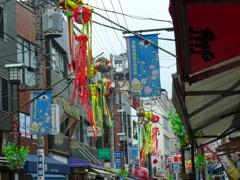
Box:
0 156 10 180
21 154 70 180
68 157 115 180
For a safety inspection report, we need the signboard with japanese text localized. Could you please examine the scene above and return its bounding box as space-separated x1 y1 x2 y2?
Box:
11 113 20 147
115 151 123 168
50 104 60 135
87 126 102 137
98 148 111 159
126 34 161 97
37 149 45 180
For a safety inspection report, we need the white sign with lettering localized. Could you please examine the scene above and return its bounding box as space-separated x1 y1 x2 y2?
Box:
87 126 102 137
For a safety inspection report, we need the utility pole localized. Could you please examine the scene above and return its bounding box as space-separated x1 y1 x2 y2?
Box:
109 54 116 170
35 0 45 179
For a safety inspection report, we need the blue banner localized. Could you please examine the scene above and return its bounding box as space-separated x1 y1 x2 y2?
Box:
115 151 123 168
126 34 161 97
30 92 52 134
130 146 138 165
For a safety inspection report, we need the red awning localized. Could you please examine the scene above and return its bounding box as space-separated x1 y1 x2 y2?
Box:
170 0 240 147
188 4 240 74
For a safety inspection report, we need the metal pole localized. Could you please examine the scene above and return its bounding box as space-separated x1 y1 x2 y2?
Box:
121 141 125 170
109 54 115 170
11 83 20 180
35 0 45 179
148 153 152 180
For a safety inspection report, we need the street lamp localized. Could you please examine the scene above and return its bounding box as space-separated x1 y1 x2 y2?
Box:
5 63 23 84
5 63 23 148
117 133 126 170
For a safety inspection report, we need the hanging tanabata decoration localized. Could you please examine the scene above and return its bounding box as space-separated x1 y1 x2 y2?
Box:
136 107 145 117
65 0 83 12
95 57 112 73
144 111 153 120
98 78 112 126
64 0 96 139
144 123 153 154
70 33 96 138
72 6 83 24
51 0 113 139
151 115 160 123
50 0 64 8
89 83 104 134
140 123 154 166
152 127 160 157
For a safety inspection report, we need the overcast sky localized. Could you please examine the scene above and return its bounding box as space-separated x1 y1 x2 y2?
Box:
86 0 176 98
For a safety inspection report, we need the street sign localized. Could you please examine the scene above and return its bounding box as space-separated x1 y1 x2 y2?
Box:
37 149 45 180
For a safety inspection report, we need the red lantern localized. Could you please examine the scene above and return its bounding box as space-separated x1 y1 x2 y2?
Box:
151 115 160 123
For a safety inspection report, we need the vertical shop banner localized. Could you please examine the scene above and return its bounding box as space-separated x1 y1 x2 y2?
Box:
115 151 123 168
50 104 60 135
126 34 161 97
129 146 138 165
30 92 53 134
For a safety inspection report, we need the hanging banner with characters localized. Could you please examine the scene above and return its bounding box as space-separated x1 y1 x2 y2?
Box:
30 92 53 134
126 34 161 97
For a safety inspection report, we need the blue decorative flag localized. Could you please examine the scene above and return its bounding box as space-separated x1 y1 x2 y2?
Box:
130 146 139 164
30 92 52 134
126 34 161 97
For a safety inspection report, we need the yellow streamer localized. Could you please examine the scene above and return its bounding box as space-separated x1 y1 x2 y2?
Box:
89 84 104 134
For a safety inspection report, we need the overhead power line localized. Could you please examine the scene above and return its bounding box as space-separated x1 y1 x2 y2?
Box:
0 72 74 124
88 4 172 24
91 10 177 58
